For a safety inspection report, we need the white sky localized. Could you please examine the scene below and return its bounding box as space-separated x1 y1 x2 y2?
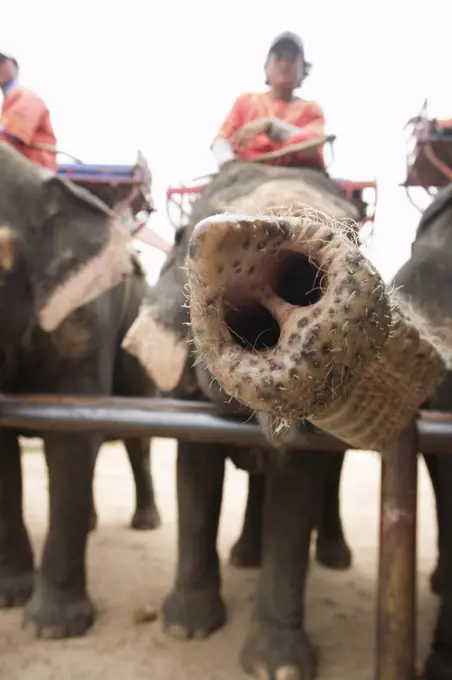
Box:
3 0 451 283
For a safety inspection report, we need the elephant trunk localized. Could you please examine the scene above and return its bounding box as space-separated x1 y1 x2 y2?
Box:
187 212 446 452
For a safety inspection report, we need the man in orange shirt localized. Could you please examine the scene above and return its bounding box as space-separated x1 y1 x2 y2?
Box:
212 32 325 170
434 118 452 133
0 49 57 171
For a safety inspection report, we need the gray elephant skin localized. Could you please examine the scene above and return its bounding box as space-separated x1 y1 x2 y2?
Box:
0 143 160 639
394 184 452 680
123 161 356 679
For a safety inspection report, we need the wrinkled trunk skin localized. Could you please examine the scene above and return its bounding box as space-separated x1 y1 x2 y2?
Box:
0 269 161 640
188 209 444 455
186 211 388 421
123 162 354 678
392 195 452 680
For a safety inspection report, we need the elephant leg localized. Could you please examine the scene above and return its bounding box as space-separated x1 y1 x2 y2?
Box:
424 453 444 595
423 454 452 679
124 438 161 531
0 430 34 608
162 441 226 640
23 432 100 639
230 473 264 568
240 452 321 679
315 451 352 571
88 448 100 533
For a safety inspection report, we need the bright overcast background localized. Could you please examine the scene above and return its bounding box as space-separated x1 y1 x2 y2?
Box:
3 0 451 283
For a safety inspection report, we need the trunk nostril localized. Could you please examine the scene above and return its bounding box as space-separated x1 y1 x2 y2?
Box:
220 250 325 353
224 298 280 352
274 252 325 307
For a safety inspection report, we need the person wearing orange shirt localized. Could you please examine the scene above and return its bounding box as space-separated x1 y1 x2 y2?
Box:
0 49 57 171
212 32 326 170
434 118 452 133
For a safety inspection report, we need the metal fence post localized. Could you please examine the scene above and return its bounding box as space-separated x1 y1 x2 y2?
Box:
376 421 418 680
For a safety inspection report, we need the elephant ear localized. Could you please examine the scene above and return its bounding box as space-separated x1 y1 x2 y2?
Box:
33 175 134 332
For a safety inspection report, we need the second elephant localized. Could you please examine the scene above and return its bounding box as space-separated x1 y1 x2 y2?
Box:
123 161 357 679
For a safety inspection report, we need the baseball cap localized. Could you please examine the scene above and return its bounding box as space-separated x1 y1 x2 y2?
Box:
267 32 312 70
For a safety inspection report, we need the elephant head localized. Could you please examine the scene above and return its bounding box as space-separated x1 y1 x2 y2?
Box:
185 210 446 451
0 142 133 345
122 161 363 447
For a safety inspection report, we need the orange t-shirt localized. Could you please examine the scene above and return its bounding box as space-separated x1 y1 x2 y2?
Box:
215 91 326 168
0 83 57 171
437 118 452 129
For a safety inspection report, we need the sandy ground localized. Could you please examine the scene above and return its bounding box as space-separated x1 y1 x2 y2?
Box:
0 438 439 680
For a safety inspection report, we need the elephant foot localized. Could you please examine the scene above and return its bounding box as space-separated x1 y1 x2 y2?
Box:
0 571 34 608
23 582 96 639
229 535 262 568
162 586 226 640
430 561 444 596
423 648 452 679
240 619 318 680
315 535 352 571
130 505 162 531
